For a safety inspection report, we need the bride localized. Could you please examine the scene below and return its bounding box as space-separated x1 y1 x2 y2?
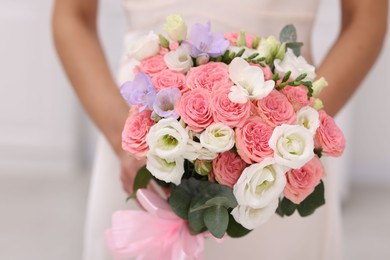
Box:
53 0 387 259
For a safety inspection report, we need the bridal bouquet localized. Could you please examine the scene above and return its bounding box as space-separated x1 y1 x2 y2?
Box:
105 15 346 259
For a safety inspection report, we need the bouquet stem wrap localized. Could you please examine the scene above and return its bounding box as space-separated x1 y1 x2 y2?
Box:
105 189 205 260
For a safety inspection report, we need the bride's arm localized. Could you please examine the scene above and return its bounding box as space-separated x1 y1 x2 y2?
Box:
52 0 143 193
316 0 388 116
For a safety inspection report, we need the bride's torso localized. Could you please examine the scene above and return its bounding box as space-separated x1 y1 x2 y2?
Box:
121 0 320 60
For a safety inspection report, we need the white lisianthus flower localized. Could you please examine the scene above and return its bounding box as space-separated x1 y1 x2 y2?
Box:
268 124 315 169
127 31 160 61
200 123 235 153
228 57 275 104
146 152 184 185
296 106 320 135
231 199 279 230
146 118 189 161
274 49 316 81
228 46 258 59
164 14 187 42
183 127 218 161
233 158 287 208
164 45 193 73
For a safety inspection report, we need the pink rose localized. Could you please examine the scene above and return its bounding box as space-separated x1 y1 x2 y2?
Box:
281 85 313 111
235 116 274 164
169 41 179 51
159 46 169 55
211 83 251 128
175 88 214 132
186 62 230 92
152 69 187 93
254 90 296 128
284 155 326 204
122 108 155 159
139 55 168 77
213 151 247 187
315 110 346 157
225 32 256 48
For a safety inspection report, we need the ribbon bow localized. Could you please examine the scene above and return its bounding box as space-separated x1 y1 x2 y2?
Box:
105 189 205 260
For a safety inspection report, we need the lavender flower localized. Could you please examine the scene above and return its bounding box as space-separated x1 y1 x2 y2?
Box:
185 22 229 58
153 88 181 119
120 72 156 111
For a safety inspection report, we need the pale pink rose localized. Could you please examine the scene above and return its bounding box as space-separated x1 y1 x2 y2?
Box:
284 155 326 204
211 83 251 128
122 108 155 159
235 116 274 164
250 63 273 81
213 151 247 187
225 32 256 48
152 69 187 93
169 41 179 51
175 88 214 132
281 85 313 111
186 62 230 92
254 90 296 128
139 55 168 77
315 110 346 157
159 46 169 55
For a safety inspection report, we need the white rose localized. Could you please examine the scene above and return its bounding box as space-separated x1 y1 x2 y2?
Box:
164 45 193 73
165 14 187 42
200 123 235 153
268 124 315 169
146 152 184 185
228 57 275 104
127 31 160 61
274 49 316 81
296 106 320 135
146 118 189 161
256 36 279 58
233 158 287 208
231 199 279 230
183 128 218 161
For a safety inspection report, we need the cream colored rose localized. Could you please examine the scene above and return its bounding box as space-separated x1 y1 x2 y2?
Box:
268 124 315 169
165 14 187 42
127 31 160 61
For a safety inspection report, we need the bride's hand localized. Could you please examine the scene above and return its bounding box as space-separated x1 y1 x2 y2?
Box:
119 153 146 195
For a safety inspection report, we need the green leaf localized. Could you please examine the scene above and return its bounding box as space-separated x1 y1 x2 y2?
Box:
158 34 170 49
169 187 192 220
226 214 252 238
190 196 235 212
297 181 326 217
252 36 260 49
282 197 298 216
282 71 292 82
203 206 229 238
132 165 153 197
236 48 246 58
279 24 297 43
188 207 206 233
295 73 308 81
236 31 246 47
314 148 323 158
286 42 304 49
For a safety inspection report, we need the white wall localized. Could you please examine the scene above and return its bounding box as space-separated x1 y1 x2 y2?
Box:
0 0 79 173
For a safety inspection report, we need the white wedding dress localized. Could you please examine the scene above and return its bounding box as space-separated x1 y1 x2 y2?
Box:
83 0 343 259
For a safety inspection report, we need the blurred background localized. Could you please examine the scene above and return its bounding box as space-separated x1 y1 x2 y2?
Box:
0 0 389 259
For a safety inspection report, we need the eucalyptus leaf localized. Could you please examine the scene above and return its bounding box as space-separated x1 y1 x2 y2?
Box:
226 214 252 238
297 181 325 217
188 207 206 233
279 24 297 43
169 187 192 220
132 165 153 198
203 206 229 238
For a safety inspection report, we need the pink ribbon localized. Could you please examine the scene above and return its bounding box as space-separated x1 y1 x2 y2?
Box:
105 189 205 260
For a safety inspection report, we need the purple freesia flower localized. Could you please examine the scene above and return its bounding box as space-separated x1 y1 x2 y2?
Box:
120 72 156 111
185 22 229 58
153 88 181 119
